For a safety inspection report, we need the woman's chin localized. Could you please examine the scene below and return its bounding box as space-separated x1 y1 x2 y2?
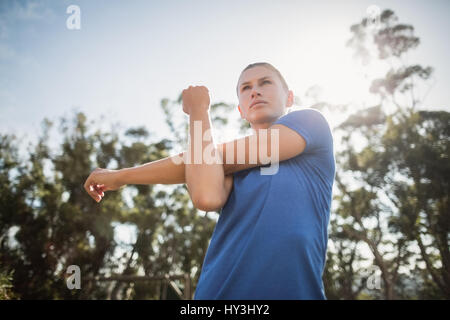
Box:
248 111 276 124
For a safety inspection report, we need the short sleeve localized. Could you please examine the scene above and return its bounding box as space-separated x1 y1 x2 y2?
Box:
273 108 333 154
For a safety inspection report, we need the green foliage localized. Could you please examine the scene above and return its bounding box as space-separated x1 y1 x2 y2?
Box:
326 8 449 300
0 266 18 300
0 95 236 299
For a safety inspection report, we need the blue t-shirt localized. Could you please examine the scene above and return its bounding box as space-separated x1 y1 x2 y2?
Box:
193 108 335 300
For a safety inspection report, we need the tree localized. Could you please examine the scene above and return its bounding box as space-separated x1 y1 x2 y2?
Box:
324 9 448 299
0 94 239 299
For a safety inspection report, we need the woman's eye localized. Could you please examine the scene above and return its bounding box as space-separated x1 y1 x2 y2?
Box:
242 80 270 91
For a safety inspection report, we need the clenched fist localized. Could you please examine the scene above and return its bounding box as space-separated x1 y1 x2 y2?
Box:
182 85 210 115
83 168 124 203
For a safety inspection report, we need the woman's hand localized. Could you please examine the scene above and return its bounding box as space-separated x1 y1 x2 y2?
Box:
182 85 210 115
83 168 124 203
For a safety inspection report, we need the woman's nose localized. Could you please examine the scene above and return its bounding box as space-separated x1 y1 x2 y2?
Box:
251 88 261 98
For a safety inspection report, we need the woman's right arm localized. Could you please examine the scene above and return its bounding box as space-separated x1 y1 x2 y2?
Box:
84 151 230 203
84 151 185 202
118 151 187 185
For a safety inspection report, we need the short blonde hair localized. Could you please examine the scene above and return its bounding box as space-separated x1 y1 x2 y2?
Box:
236 62 289 97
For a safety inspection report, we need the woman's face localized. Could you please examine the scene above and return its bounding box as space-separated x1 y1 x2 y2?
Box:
237 66 293 130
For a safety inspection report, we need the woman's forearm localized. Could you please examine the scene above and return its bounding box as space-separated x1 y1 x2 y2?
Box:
117 152 187 185
185 109 225 204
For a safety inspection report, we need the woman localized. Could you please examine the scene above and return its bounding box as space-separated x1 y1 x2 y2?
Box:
84 62 335 299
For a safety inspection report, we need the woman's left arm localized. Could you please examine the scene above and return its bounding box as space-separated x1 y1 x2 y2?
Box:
182 86 228 212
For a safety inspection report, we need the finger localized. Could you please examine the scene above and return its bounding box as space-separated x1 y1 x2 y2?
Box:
84 180 91 193
93 190 102 202
95 185 105 196
90 184 99 194
89 184 97 196
95 184 105 196
89 184 102 201
85 181 99 202
85 183 96 201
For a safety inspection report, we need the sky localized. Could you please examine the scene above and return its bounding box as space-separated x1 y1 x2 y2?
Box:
1 0 449 153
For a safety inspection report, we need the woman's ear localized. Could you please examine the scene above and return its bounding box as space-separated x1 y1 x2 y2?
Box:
286 90 294 108
238 105 244 119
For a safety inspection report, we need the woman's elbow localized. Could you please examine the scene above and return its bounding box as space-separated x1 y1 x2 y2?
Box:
192 193 223 212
